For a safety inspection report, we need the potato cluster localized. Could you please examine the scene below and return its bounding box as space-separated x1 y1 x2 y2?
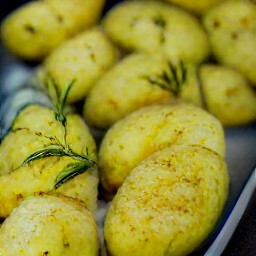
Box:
0 0 255 255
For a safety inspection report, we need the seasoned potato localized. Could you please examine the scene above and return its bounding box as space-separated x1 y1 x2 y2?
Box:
84 53 201 129
103 1 210 63
99 103 225 193
163 0 229 15
200 64 256 126
0 194 99 256
43 28 117 103
203 0 256 85
0 105 98 217
104 146 228 256
0 0 105 60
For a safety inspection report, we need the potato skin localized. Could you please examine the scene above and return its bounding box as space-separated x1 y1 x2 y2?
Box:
99 103 225 193
203 0 256 85
0 194 99 256
164 0 228 15
84 53 202 129
44 28 117 103
104 146 228 256
103 1 209 63
1 0 105 60
200 64 256 127
0 105 98 217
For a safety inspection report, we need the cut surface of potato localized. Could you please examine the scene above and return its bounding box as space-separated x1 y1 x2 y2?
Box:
0 194 99 256
104 145 228 256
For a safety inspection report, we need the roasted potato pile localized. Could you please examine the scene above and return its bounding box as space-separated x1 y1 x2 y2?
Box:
1 0 256 255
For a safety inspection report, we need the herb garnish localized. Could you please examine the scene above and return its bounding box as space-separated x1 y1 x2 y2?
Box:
47 78 76 127
19 79 96 189
145 61 187 96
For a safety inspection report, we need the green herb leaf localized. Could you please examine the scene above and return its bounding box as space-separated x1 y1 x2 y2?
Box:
54 160 95 189
55 79 76 127
47 78 60 104
146 61 187 96
22 146 67 166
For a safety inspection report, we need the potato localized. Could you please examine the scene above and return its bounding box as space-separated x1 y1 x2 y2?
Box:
84 53 201 129
103 1 210 63
43 28 117 103
203 0 256 85
162 0 229 15
99 103 225 193
0 0 105 60
199 64 256 127
0 105 98 217
104 145 228 256
0 194 99 256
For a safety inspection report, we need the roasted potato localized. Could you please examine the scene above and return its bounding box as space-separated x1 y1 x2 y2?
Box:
203 0 256 85
43 28 117 103
1 0 105 60
84 53 201 129
104 145 228 256
103 0 210 63
199 64 256 126
99 103 225 193
0 105 98 217
0 194 99 256
162 0 229 15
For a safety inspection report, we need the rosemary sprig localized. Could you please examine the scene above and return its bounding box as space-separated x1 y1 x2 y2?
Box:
21 144 96 189
47 78 76 127
145 61 187 96
54 161 95 189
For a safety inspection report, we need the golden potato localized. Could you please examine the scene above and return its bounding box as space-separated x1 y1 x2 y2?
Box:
43 28 117 103
0 105 98 217
203 0 256 85
1 0 105 60
99 103 225 193
103 1 210 63
200 64 256 126
84 53 201 129
104 145 228 256
163 0 229 15
0 194 99 256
